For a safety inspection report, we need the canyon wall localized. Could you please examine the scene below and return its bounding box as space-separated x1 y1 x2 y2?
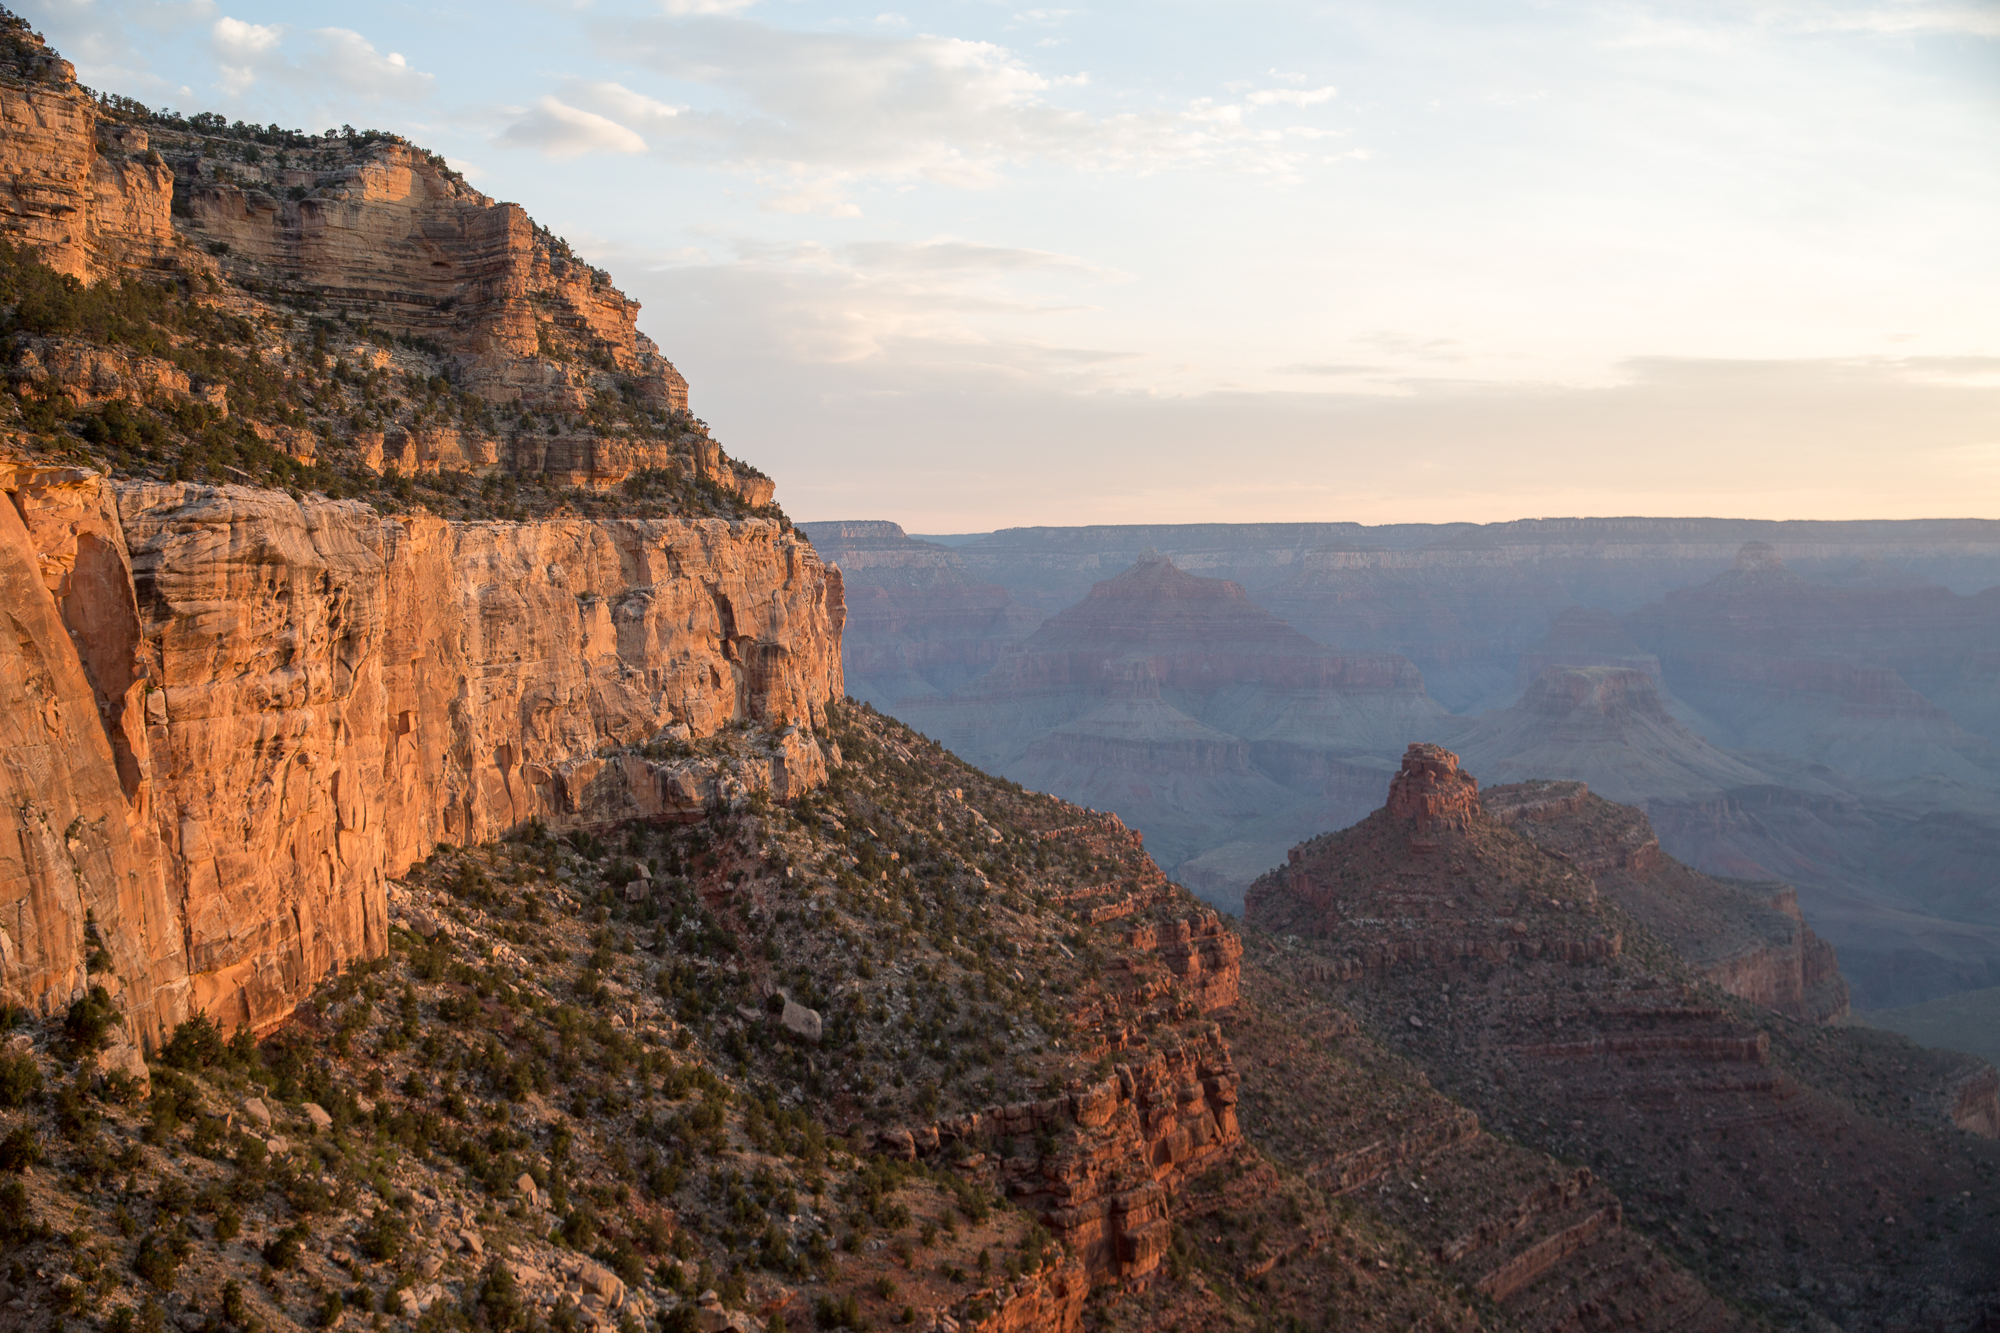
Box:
896 554 1445 887
0 456 842 1048
801 521 1043 709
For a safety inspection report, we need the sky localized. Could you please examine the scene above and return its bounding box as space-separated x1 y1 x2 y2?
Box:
20 0 2000 530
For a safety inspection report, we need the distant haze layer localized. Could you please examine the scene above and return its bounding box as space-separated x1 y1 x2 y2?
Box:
807 516 2000 1011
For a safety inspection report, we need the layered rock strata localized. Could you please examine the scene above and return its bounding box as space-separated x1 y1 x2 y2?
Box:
0 26 176 280
1485 779 1849 1023
0 459 843 1045
0 26 775 496
1246 746 2000 1330
801 521 1043 708
899 554 1444 888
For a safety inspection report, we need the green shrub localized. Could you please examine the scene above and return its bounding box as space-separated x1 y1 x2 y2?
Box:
158 1013 226 1070
263 1221 308 1270
134 1230 187 1290
0 1051 41 1107
0 1123 42 1171
62 985 119 1056
358 1207 405 1262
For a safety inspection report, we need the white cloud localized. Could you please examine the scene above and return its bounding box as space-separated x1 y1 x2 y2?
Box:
760 179 863 217
496 96 649 159
212 15 278 57
1247 86 1336 107
211 15 280 94
308 28 433 100
1605 1 2000 48
200 14 432 102
662 0 758 13
586 16 1355 204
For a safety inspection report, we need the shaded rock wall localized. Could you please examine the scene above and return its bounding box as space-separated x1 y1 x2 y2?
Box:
0 461 843 1045
1486 779 1850 1023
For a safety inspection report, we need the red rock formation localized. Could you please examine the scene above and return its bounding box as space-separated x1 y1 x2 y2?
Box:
1513 604 1662 690
900 554 1443 881
802 521 1043 708
1452 665 1772 805
1487 779 1850 1024
1623 542 2000 783
1244 747 2000 1328
0 32 782 498
1385 742 1481 832
0 459 844 1044
0 30 175 280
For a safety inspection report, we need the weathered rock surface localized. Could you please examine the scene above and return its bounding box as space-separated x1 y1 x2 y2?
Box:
1485 779 1849 1023
0 461 843 1044
1449 665 1775 805
0 32 788 501
1624 542 2000 783
0 29 175 281
1246 746 2000 1330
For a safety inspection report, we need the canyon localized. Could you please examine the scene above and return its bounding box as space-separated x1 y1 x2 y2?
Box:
824 523 2000 1010
1 11 1997 1333
890 553 1443 896
1244 744 2000 1331
0 16 837 1050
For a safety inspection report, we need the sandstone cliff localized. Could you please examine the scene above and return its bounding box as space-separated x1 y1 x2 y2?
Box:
1449 665 1774 805
0 9 849 1046
1483 778 1849 1024
1 457 843 1045
0 16 773 505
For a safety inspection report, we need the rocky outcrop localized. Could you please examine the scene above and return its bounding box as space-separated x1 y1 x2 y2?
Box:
1451 665 1775 805
168 138 689 423
0 459 843 1045
888 1025 1240 1284
1384 742 1480 833
0 28 783 499
1512 605 1661 690
1245 746 2000 1329
0 27 175 281
1623 542 2000 783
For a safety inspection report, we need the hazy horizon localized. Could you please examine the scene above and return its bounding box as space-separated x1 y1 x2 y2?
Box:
27 0 1999 529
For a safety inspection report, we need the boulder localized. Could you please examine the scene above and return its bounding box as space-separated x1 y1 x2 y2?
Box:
574 1258 624 1308
303 1102 333 1131
94 1041 149 1094
780 999 823 1042
241 1096 271 1129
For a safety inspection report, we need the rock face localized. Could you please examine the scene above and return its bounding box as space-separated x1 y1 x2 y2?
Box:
1512 605 1661 691
1624 542 2000 783
0 31 783 499
169 137 691 426
0 461 843 1044
1484 779 1849 1024
800 521 1043 708
1245 747 2000 1330
899 554 1444 899
0 27 175 281
1383 743 1480 833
